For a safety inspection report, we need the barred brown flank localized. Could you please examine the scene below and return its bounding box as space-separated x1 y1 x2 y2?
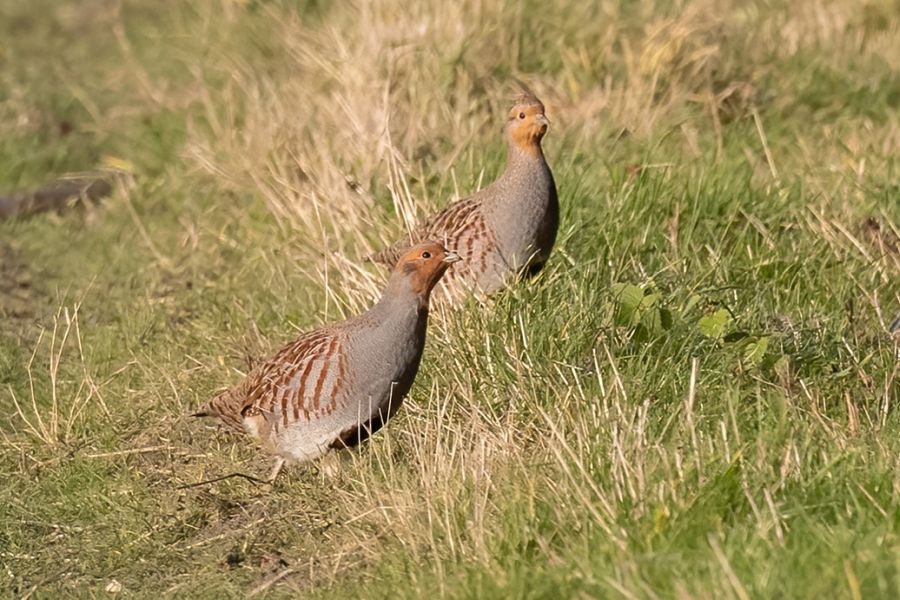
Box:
312 338 339 411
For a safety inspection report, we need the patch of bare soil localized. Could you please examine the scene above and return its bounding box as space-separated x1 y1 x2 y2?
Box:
861 217 900 256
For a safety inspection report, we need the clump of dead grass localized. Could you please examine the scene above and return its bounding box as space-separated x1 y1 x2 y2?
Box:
4 299 111 450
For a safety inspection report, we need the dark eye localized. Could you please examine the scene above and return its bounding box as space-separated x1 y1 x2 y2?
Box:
422 251 431 259
518 112 526 119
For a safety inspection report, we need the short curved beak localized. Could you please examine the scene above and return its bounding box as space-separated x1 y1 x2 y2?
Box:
443 251 461 264
537 114 550 127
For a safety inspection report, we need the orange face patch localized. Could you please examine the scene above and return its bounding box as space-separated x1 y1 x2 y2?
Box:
396 242 457 297
507 103 549 154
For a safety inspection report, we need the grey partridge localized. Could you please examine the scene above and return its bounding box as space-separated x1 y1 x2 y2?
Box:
371 91 558 297
192 242 460 478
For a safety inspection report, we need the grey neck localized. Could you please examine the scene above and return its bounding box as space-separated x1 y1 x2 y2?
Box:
503 142 547 178
369 276 429 322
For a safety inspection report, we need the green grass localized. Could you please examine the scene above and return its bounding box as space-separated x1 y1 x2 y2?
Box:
1 0 899 597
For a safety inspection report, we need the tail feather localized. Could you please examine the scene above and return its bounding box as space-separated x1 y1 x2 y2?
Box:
367 245 403 267
369 235 423 268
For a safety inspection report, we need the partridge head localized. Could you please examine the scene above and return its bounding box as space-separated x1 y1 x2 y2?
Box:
506 92 550 156
390 241 462 306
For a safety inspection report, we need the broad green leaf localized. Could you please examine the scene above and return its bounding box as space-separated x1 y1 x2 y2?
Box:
698 308 731 339
659 308 674 330
744 336 770 365
641 308 662 335
613 283 644 326
639 292 660 311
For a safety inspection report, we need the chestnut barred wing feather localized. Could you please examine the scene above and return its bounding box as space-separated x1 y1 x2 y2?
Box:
423 196 484 242
369 196 483 267
240 330 350 429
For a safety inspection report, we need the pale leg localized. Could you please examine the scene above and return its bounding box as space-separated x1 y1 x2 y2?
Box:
318 452 341 478
267 456 286 483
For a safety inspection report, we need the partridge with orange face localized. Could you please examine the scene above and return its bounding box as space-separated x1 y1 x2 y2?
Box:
371 91 558 297
193 242 460 477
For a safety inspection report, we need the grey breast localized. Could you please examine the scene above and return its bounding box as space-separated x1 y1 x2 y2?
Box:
345 303 428 422
489 160 557 274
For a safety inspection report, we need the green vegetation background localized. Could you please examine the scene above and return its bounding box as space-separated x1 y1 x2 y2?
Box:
1 0 898 597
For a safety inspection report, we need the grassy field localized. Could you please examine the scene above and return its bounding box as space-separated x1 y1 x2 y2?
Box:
1 0 899 597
